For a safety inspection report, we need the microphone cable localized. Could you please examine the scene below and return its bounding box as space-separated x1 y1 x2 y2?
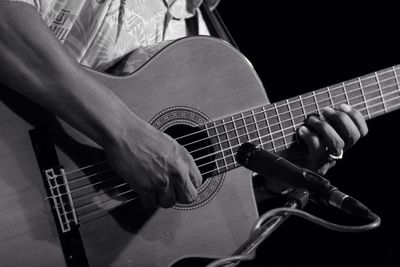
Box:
205 192 381 267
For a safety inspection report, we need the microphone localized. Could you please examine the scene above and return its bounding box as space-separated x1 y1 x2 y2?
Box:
236 142 373 219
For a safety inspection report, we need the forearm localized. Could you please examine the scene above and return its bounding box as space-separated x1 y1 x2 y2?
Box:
0 2 141 147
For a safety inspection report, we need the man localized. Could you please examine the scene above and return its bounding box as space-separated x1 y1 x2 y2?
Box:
0 0 368 208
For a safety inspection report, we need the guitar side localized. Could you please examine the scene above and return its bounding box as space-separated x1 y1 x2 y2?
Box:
0 36 268 266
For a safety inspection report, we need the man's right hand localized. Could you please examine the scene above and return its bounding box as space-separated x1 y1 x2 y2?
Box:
104 119 203 208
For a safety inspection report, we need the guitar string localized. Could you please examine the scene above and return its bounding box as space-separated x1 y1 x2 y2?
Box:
58 85 400 215
51 95 400 215
173 74 398 150
70 174 119 194
50 69 400 225
158 66 400 144
71 100 400 224
66 82 400 187
69 168 115 185
74 188 135 211
64 75 400 192
56 190 138 227
61 67 399 178
58 196 139 227
176 78 398 150
195 89 400 166
49 74 400 213
176 94 400 177
73 178 129 203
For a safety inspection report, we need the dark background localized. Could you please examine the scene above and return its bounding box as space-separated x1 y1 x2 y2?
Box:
215 1 400 267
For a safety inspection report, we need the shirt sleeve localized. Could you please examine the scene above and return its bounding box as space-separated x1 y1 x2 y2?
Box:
0 0 40 11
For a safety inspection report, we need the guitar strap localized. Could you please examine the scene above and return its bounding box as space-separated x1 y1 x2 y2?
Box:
185 11 200 36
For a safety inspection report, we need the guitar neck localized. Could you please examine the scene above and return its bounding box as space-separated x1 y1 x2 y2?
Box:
200 64 400 176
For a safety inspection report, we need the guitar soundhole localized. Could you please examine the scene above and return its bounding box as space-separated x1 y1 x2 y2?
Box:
164 124 216 181
149 106 225 210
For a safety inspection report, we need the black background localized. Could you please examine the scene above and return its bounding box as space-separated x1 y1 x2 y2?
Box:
216 1 400 267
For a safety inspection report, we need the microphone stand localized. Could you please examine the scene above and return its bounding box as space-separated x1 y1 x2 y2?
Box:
206 184 381 267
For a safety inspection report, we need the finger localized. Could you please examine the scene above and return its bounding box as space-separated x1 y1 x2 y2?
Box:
171 165 198 204
338 104 368 137
174 177 197 204
321 106 360 149
158 183 176 208
319 160 336 175
188 159 203 189
180 146 202 188
298 126 325 170
298 126 339 174
306 115 345 155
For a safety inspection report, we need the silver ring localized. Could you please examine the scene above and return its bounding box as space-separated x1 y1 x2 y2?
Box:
328 149 344 161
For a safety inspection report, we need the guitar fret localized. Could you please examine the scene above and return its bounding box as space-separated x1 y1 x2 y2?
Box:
286 99 298 146
266 109 277 153
252 109 263 147
241 113 250 144
276 101 291 149
268 104 281 152
312 91 320 114
330 84 346 106
286 99 296 130
375 72 388 113
232 115 241 149
393 66 400 98
205 122 222 174
342 82 350 105
288 96 306 126
216 121 228 173
221 118 236 169
326 87 334 108
260 106 273 151
299 95 307 117
358 77 371 119
380 68 400 113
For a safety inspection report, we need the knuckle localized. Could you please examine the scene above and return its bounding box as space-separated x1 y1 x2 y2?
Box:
309 135 320 149
335 139 345 151
349 131 361 144
155 177 169 190
319 122 330 133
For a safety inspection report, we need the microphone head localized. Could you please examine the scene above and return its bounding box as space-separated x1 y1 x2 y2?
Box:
236 142 259 168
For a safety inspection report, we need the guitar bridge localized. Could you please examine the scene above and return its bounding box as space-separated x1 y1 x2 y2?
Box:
45 166 79 233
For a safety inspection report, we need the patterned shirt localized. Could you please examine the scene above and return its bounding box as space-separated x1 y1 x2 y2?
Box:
1 0 220 73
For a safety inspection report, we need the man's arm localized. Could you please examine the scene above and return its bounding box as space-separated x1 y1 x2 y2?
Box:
0 2 202 208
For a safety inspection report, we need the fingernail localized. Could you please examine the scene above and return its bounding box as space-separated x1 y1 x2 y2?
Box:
322 106 334 113
339 103 351 112
298 126 307 136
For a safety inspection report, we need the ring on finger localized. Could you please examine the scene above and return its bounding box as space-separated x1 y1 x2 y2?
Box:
327 148 344 161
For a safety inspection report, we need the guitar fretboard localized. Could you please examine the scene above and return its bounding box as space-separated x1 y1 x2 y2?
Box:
193 64 400 177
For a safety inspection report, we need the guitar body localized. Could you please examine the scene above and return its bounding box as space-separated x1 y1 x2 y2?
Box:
0 37 268 266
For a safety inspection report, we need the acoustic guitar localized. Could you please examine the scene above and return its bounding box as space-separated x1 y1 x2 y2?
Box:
0 36 398 266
